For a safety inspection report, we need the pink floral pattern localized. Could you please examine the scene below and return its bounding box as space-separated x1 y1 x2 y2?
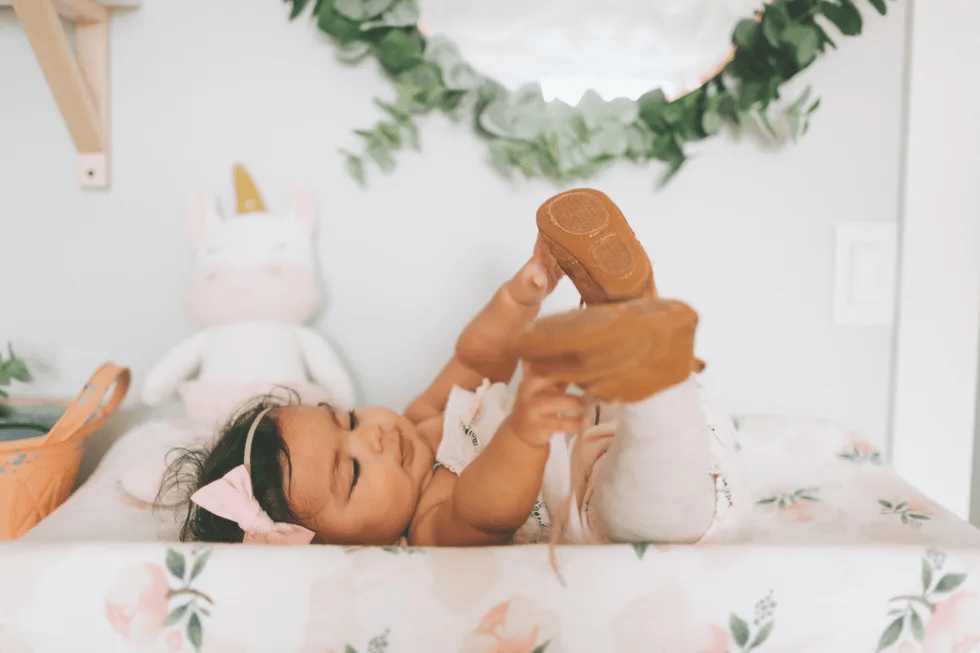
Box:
878 548 978 651
878 499 934 530
613 587 775 652
839 439 883 464
461 596 555 653
105 562 171 649
756 488 824 522
105 549 213 652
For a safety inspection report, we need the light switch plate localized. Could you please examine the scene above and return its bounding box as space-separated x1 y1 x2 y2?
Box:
834 222 899 326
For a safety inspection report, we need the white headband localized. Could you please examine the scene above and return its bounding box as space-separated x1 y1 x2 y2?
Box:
242 407 273 475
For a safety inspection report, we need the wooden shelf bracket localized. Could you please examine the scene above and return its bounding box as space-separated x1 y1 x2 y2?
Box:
9 0 134 188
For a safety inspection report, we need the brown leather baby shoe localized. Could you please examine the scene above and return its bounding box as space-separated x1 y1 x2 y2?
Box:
536 188 706 374
537 188 656 305
514 296 699 403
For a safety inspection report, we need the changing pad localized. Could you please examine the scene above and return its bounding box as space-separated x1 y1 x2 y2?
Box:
2 415 979 652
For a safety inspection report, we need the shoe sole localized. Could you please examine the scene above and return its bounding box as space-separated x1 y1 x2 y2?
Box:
537 189 655 305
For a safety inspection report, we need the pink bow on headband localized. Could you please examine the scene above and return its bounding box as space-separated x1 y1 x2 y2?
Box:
190 465 315 545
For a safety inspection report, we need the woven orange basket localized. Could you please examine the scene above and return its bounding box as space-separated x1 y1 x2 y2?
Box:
0 363 130 540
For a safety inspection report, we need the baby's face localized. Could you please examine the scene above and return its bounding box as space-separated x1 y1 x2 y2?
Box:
276 404 434 545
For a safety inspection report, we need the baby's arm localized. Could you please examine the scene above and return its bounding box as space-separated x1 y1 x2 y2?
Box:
411 368 585 546
404 236 563 426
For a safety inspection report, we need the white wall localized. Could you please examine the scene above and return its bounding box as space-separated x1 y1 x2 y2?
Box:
891 0 980 523
0 0 906 450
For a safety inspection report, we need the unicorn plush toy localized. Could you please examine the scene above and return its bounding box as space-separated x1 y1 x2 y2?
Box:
141 165 357 428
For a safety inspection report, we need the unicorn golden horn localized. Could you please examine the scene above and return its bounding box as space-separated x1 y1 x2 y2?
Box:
233 163 267 214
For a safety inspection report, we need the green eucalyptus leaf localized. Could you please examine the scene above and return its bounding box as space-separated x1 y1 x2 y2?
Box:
703 107 724 136
335 40 370 63
821 0 863 37
478 99 515 137
576 90 606 128
488 141 516 177
395 62 444 108
586 124 629 158
516 151 539 178
675 88 707 141
376 99 410 123
424 36 462 65
660 100 685 127
535 146 562 181
762 4 790 47
813 22 838 49
786 107 802 141
637 88 669 130
287 0 314 20
360 0 418 29
366 139 396 172
445 91 478 122
401 120 420 149
650 133 682 162
606 97 639 124
5 360 30 383
733 18 762 50
376 29 425 74
334 0 393 22
783 24 821 67
868 0 888 15
378 121 402 146
624 121 654 159
441 61 480 91
317 6 361 42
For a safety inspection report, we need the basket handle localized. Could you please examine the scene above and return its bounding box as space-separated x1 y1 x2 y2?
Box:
41 363 131 446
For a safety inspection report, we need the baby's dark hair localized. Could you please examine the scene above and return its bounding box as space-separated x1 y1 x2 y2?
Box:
157 390 305 543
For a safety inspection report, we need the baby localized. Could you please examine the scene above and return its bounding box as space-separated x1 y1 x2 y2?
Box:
162 188 746 549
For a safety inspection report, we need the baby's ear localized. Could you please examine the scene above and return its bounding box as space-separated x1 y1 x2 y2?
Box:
188 193 222 245
289 182 316 235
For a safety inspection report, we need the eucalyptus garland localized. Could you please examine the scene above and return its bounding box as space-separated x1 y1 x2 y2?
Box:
284 0 894 185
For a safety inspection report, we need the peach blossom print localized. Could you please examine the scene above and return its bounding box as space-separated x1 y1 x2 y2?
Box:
839 438 883 464
879 549 979 651
105 563 171 649
878 499 934 530
460 596 556 653
756 488 823 523
614 587 774 652
105 549 214 652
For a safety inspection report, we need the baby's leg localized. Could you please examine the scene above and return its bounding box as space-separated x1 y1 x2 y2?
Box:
588 376 717 543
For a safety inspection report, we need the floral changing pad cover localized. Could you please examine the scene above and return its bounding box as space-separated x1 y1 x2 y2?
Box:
1 415 979 653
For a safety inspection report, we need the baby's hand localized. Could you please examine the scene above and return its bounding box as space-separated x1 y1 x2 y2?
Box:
506 234 564 307
509 364 587 448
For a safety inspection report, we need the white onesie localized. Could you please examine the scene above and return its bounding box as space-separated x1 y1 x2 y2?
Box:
435 375 747 545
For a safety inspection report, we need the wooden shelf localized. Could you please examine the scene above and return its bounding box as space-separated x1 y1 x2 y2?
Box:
3 0 139 188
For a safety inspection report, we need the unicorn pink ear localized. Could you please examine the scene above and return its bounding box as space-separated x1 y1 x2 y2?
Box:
188 193 221 245
289 182 316 235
